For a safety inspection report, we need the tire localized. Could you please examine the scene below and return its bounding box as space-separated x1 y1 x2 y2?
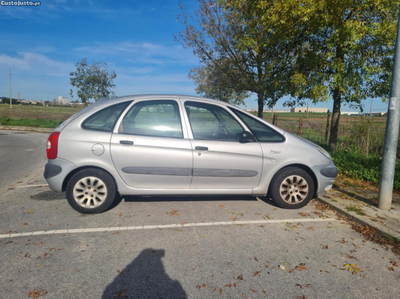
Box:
66 168 117 214
269 167 315 209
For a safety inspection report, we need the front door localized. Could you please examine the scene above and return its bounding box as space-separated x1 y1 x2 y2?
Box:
184 101 263 190
111 99 192 189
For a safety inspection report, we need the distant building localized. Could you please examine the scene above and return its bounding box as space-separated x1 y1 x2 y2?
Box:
58 96 69 105
291 107 328 113
341 111 360 116
245 109 291 113
362 112 386 117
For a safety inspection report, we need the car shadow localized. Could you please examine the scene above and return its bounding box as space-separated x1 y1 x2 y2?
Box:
102 248 187 299
30 190 66 201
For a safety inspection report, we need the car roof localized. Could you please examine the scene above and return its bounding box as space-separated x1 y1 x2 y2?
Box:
104 94 231 107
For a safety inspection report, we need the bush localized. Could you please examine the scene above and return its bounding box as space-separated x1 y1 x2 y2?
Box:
331 146 400 191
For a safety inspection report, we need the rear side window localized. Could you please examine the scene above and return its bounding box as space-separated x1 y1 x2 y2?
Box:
119 100 183 138
82 101 131 132
229 107 285 142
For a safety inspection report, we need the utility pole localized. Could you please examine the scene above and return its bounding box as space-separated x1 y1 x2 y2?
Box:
378 8 400 210
9 70 12 109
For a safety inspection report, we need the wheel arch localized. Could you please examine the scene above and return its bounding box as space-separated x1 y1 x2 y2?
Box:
270 163 318 197
62 166 118 192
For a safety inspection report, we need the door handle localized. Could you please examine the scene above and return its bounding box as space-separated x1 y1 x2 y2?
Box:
195 146 208 151
120 140 134 145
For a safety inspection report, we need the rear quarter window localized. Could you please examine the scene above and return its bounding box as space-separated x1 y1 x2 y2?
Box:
82 101 131 132
229 107 285 142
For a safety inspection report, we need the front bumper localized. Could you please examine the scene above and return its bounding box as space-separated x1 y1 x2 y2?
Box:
312 161 338 197
44 158 76 192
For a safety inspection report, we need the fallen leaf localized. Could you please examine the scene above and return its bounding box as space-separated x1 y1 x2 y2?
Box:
27 290 47 298
295 263 308 271
114 288 128 298
307 226 314 230
26 209 35 214
278 265 285 270
237 275 244 281
264 265 269 269
322 245 329 250
219 204 224 208
250 289 256 293
220 289 223 295
253 271 261 277
33 242 43 245
166 209 180 217
299 212 310 217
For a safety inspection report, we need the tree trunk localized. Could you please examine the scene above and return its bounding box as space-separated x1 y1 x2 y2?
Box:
329 87 341 151
257 93 264 119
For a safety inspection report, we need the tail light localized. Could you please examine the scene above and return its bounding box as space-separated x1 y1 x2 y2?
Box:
47 132 60 159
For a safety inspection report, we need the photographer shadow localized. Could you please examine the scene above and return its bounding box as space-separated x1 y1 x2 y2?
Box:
102 248 186 299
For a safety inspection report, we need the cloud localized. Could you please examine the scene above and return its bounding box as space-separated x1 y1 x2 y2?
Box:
0 52 74 77
74 41 198 66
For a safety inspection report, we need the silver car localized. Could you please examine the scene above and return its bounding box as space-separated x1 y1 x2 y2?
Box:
44 94 337 214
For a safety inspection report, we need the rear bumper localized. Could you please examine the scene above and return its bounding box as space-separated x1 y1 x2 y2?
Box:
313 161 338 197
44 158 76 192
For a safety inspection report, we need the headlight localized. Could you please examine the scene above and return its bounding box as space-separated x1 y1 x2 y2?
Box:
317 146 332 160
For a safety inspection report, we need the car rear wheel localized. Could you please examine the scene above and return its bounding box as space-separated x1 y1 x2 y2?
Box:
269 167 314 209
66 168 117 214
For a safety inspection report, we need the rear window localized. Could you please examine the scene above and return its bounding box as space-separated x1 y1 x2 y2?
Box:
229 107 285 142
82 101 131 132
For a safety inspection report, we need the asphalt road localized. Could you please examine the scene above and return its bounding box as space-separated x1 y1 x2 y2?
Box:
0 131 399 299
0 130 47 191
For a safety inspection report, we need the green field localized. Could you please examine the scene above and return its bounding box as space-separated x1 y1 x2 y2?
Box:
0 104 83 128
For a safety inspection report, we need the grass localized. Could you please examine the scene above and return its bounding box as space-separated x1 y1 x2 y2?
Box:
0 117 62 128
0 103 82 128
0 104 81 121
345 205 367 216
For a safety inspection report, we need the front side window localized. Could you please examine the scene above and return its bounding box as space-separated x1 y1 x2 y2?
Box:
229 107 285 142
185 101 244 141
82 101 131 132
119 100 183 138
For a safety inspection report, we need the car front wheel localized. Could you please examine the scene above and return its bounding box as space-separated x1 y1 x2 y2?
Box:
66 168 117 214
269 167 314 209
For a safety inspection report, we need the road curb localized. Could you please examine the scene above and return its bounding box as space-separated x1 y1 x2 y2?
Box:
317 195 400 241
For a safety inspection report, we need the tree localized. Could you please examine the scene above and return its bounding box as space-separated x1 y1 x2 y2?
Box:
286 0 399 151
176 0 298 118
189 61 249 105
70 58 117 103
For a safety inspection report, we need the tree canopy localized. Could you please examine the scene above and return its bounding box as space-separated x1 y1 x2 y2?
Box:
177 0 399 151
176 0 294 117
70 58 117 103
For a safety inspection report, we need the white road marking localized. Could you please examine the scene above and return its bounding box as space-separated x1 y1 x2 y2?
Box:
16 184 49 188
0 217 336 239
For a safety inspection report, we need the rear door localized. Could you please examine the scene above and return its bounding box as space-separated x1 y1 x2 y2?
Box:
183 100 263 190
110 99 193 189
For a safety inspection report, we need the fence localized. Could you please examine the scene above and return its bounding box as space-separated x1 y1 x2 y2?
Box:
265 114 398 158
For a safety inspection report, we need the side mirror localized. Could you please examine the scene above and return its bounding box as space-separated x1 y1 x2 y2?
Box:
239 131 256 143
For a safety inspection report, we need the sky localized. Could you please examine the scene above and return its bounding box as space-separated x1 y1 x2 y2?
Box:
0 0 389 112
